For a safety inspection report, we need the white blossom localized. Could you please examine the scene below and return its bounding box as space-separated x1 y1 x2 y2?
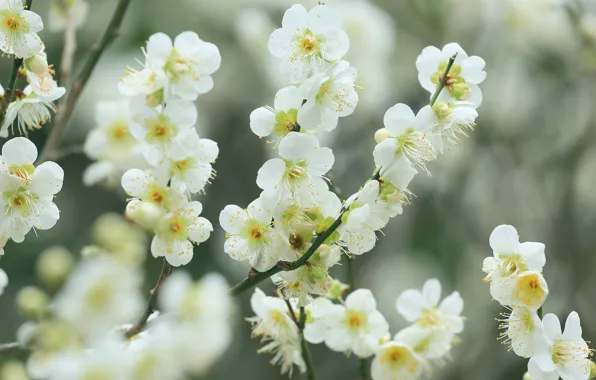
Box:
0 0 44 58
268 4 349 83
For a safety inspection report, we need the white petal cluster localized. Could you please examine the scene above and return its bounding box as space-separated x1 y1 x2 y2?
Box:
0 0 43 58
249 288 306 376
482 224 594 380
0 137 64 255
110 31 221 267
2 46 65 137
32 267 234 380
249 278 464 378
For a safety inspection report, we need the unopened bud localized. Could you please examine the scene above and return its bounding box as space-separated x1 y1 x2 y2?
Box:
327 279 349 300
374 128 391 143
589 360 596 379
522 372 533 380
451 82 471 101
16 286 49 319
0 361 30 380
24 53 49 76
36 246 74 288
126 201 165 230
432 101 453 120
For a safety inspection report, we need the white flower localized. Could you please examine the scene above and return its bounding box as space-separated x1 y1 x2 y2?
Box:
250 86 303 138
0 137 63 244
151 200 213 266
52 256 144 342
377 155 417 217
297 60 358 132
373 103 436 174
303 296 345 344
268 4 349 83
416 43 486 105
26 71 61 98
48 0 89 32
83 100 144 187
499 306 543 358
340 180 390 255
371 339 424 380
325 289 389 357
257 132 334 202
531 312 592 380
129 99 198 165
394 323 454 361
121 168 182 214
0 0 44 58
1 85 65 137
0 268 7 297
159 271 233 326
248 289 305 376
143 31 221 100
426 100 478 154
155 129 218 195
118 67 168 99
219 198 282 271
483 225 548 310
396 278 464 334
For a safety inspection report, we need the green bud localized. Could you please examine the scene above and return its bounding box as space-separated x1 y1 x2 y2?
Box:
36 246 74 288
431 101 453 120
589 360 596 379
327 280 349 299
145 88 164 108
0 361 30 380
24 53 49 76
16 287 49 320
450 82 471 101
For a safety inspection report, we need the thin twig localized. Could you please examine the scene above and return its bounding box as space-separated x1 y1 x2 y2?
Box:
59 4 79 90
37 0 133 164
0 342 20 355
125 259 172 339
299 307 316 380
359 358 369 380
429 52 458 106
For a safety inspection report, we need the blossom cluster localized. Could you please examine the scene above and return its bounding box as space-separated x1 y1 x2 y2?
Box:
17 254 234 379
0 0 65 137
217 2 488 378
483 225 594 380
249 278 464 379
221 4 486 307
95 30 223 267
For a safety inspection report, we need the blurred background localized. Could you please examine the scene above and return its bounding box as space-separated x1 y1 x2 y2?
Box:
2 0 596 379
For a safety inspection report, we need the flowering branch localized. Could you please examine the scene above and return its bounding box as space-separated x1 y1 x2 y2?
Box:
230 52 458 298
37 0 132 164
429 52 457 106
124 259 172 339
0 0 33 128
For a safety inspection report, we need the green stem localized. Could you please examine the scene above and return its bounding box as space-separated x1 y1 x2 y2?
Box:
37 0 133 164
429 52 458 106
125 259 171 339
359 357 368 380
231 212 344 296
0 342 21 355
299 308 316 380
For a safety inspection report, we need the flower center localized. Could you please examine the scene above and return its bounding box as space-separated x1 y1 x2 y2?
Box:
8 163 34 184
5 16 20 30
86 282 112 311
431 61 470 100
145 115 178 143
381 345 419 372
552 338 591 367
283 159 308 185
157 213 190 241
345 310 367 331
274 109 299 136
515 273 547 309
108 122 131 142
419 308 440 327
499 254 528 277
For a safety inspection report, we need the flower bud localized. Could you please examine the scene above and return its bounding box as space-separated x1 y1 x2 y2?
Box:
24 53 49 76
432 101 453 120
16 286 50 319
0 361 30 380
374 128 391 143
36 246 74 288
522 372 533 380
145 88 164 108
125 201 165 230
590 360 596 380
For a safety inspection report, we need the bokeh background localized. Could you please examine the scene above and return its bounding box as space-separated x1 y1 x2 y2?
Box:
2 0 596 379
